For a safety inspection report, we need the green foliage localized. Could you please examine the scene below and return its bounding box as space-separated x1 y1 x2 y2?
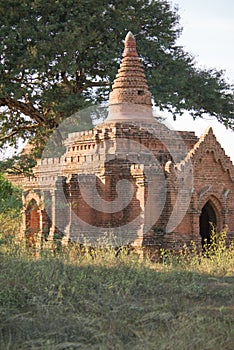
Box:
0 174 22 244
0 173 22 211
0 210 21 245
0 154 37 176
0 241 234 349
0 0 233 156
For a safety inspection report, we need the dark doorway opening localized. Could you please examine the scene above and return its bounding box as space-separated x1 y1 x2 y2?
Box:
199 201 217 248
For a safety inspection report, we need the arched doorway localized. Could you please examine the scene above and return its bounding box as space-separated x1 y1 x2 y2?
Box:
199 201 217 248
25 199 40 249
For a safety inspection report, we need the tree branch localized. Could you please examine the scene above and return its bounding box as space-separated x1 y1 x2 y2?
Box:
84 81 110 88
61 72 74 92
0 97 48 125
0 124 39 141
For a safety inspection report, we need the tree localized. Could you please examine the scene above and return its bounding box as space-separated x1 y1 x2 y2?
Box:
0 174 22 243
0 173 22 211
0 0 233 157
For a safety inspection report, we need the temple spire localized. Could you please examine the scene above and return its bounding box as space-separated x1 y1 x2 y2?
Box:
122 31 138 57
105 31 154 123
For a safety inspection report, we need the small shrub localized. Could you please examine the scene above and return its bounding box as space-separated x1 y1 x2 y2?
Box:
0 174 22 247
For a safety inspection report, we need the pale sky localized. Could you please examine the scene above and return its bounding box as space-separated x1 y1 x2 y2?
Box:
165 0 234 161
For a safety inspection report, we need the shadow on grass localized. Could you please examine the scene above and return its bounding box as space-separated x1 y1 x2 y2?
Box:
0 252 234 350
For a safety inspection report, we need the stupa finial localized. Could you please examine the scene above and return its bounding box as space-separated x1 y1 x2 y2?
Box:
123 31 138 58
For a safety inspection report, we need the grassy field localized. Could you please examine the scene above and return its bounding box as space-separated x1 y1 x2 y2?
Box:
0 241 234 350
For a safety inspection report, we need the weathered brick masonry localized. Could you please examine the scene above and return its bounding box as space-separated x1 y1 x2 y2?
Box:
12 32 234 254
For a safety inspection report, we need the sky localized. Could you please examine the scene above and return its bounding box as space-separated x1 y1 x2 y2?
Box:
164 0 234 161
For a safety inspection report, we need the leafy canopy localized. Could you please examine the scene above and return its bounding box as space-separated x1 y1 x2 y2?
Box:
0 173 22 211
0 173 22 243
0 0 233 154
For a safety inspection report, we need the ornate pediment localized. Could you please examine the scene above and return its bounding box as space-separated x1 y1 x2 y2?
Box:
176 127 234 182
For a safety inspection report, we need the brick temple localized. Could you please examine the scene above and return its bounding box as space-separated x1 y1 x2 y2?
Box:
16 32 234 255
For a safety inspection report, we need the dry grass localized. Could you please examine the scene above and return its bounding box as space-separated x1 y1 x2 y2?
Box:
0 240 234 350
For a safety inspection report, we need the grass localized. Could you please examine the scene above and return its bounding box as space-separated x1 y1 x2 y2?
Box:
0 239 234 350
